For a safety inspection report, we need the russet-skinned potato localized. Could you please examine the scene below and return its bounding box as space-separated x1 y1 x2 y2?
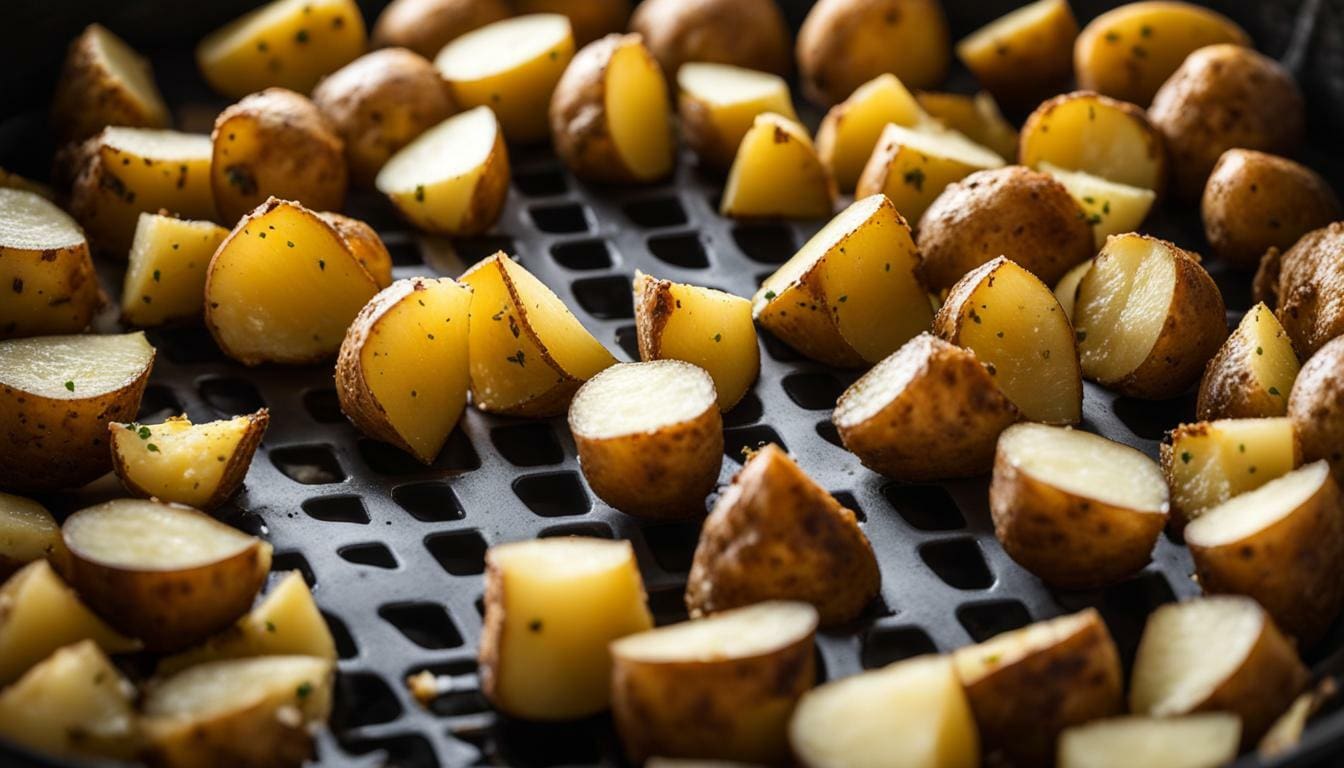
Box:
0 188 100 339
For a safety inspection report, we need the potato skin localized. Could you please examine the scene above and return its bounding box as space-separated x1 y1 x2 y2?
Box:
630 0 791 77
50 24 169 143
1196 308 1295 421
317 211 393 288
797 0 949 105
0 237 100 340
1289 336 1344 484
1265 222 1344 359
371 0 511 58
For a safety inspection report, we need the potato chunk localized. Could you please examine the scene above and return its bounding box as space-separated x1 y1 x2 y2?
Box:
481 538 652 720
110 411 269 509
1289 335 1344 483
319 211 393 288
955 0 1078 111
815 74 923 192
613 601 818 764
1039 162 1156 248
197 0 366 98
1197 303 1299 420
0 493 60 578
1057 714 1241 768
121 213 230 327
1263 223 1344 358
0 188 99 339
1019 91 1166 194
915 91 1018 162
1162 417 1300 531
51 23 169 143
721 113 835 219
797 0 950 104
516 0 629 45
856 123 1005 225
753 194 930 367
371 0 512 58
677 63 796 171
630 0 791 78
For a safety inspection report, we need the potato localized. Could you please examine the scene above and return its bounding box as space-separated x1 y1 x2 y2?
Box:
633 271 759 411
1039 162 1156 249
0 493 60 579
918 166 1094 293
0 332 155 492
197 0 366 99
1259 679 1338 759
142 655 334 768
955 0 1078 111
51 23 169 143
211 88 348 224
375 107 509 237
204 198 379 366
1131 595 1307 744
1074 1 1249 107
109 411 269 509
0 188 100 339
1185 460 1344 646
612 601 818 764
68 127 216 255
1054 260 1092 321
516 0 629 45
914 91 1018 162
1057 714 1241 768
550 34 675 184
1161 417 1301 532
677 63 796 172
1290 335 1344 483
1196 303 1299 421
480 537 652 720
319 211 393 288
336 278 471 464
797 0 950 105
0 641 139 761
1074 233 1226 400
460 252 616 416
721 113 835 220
1020 90 1166 195
1149 44 1305 201
953 608 1123 767
630 0 791 78
62 498 272 652
371 0 511 59
435 14 576 143
833 333 1019 481
0 167 55 200
311 48 457 187
121 213 229 327
815 74 923 192
934 257 1082 424
1263 223 1344 358
1201 149 1341 270
753 195 930 367
854 122 1004 225
790 654 978 768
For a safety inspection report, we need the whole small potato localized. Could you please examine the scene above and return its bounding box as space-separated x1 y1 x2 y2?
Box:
371 0 511 59
798 0 950 105
1201 149 1341 270
1265 222 1344 359
631 0 791 78
1289 336 1344 484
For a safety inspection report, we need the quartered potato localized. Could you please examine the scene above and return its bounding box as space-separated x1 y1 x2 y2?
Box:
1040 162 1156 248
816 73 923 192
0 188 100 339
1290 336 1344 482
797 0 950 104
371 0 512 58
51 23 169 143
1162 417 1300 531
687 444 879 626
1197 303 1299 420
915 91 1018 162
62 499 273 651
460 252 616 416
121 213 230 327
1263 222 1344 358
197 0 366 98
480 538 652 720
721 113 835 220
630 0 791 78
316 211 392 288
1054 260 1092 321
677 63 796 171
1019 90 1166 194
517 0 630 46
753 194 930 368
854 122 1004 224
612 601 818 764
955 0 1078 111
990 423 1169 588
1057 713 1241 768
0 493 60 578
109 411 269 509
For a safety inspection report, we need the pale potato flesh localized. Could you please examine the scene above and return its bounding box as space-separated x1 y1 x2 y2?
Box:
375 106 504 234
856 122 1004 223
721 113 834 219
1185 461 1330 547
570 361 716 439
999 423 1168 512
606 41 673 180
0 187 84 250
1039 162 1156 248
145 654 333 720
122 213 229 326
953 608 1101 684
915 91 1018 162
89 24 169 124
1130 596 1266 716
110 412 264 508
677 63 795 168
1054 260 1092 321
1166 417 1300 523
1020 94 1164 191
0 492 59 571
613 600 818 663
1075 234 1176 383
64 499 257 570
958 0 1067 57
816 73 924 191
1057 714 1241 768
105 126 212 160
197 0 366 98
0 332 153 400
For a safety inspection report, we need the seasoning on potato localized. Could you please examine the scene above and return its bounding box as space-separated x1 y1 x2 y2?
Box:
854 122 1004 225
1259 222 1344 359
816 73 923 192
955 0 1078 112
109 410 270 510
1161 417 1301 532
371 0 511 59
797 0 950 104
1057 714 1242 768
1289 335 1344 483
51 23 169 143
721 113 835 220
0 493 60 580
678 63 796 172
631 0 791 78
121 212 229 328
1039 162 1156 249
1020 90 1166 195
0 188 100 339
914 91 1018 163
1197 302 1300 421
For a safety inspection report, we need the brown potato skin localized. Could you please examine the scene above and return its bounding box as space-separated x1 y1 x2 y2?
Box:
517 0 630 45
109 410 269 511
1184 616 1306 746
797 0 949 105
1254 246 1283 309
1196 319 1294 422
685 444 880 626
631 0 791 77
917 166 1094 293
1149 45 1305 201
50 24 169 143
317 211 393 288
1266 223 1344 359
370 0 511 59
0 238 101 340
1289 337 1344 484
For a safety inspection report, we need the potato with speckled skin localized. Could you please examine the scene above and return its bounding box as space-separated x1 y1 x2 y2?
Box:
1202 150 1340 270
797 0 950 105
1255 223 1344 359
631 0 791 78
1161 417 1301 533
51 24 170 143
955 0 1078 112
1197 303 1299 421
0 189 100 340
371 0 511 58
678 64 796 172
1289 336 1344 484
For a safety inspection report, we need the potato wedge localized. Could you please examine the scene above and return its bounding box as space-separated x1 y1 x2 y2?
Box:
1197 303 1299 420
480 537 652 720
1290 335 1344 483
633 271 759 411
1019 91 1166 194
815 73 923 192
51 23 169 143
109 411 269 509
753 194 930 368
371 0 511 58
375 106 510 236
1161 417 1301 531
612 601 818 764
914 91 1018 162
197 0 366 98
1185 460 1344 646
0 332 155 492
955 0 1078 111
854 122 1004 225
953 608 1123 767
1054 260 1092 321
630 0 791 78
677 63 796 172
1057 714 1241 768
0 493 60 579
204 198 380 365
460 252 616 416
790 654 978 768
833 333 1019 481
569 361 722 518
797 0 950 104
121 213 230 327
990 423 1169 588
337 277 472 464
1265 222 1344 359
934 257 1082 424
1039 162 1156 249
316 211 392 288
1074 233 1226 400
721 113 835 220
435 14 576 143
0 188 100 339
62 499 272 651
516 0 629 46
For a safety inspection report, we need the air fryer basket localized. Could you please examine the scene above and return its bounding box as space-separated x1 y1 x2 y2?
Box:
3 1 1344 766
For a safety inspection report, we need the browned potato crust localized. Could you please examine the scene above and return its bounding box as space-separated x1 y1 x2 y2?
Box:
50 24 170 143
797 0 950 105
517 0 630 45
318 211 393 288
1196 303 1299 421
630 0 791 77
1289 336 1344 484
371 0 512 58
1263 222 1344 359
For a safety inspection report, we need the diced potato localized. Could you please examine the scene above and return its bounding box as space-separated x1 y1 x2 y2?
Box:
0 188 100 339
1020 91 1166 193
121 213 229 327
815 74 924 192
51 23 169 143
915 91 1018 162
1039 162 1156 248
109 411 269 509
1057 714 1242 768
319 211 393 288
0 493 60 578
1197 303 1299 420
721 113 836 220
677 63 796 171
854 122 1004 224
1161 417 1300 530
1054 260 1092 321
480 537 652 720
955 0 1078 111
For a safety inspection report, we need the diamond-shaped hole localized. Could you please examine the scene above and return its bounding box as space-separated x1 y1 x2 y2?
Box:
615 324 640 361
1056 571 1176 669
302 388 344 423
957 599 1032 642
148 326 226 364
648 232 710 269
760 330 802 362
338 542 397 569
782 372 846 410
643 521 702 573
137 384 181 422
271 551 316 588
722 392 763 428
530 203 590 233
408 660 489 717
490 423 563 466
514 167 568 197
816 420 843 447
861 625 937 669
199 376 265 416
724 425 786 464
359 430 479 475
920 538 993 590
513 472 590 517
539 521 614 539
647 583 691 626
271 444 345 485
882 484 966 531
425 529 488 576
384 238 422 267
733 224 794 263
572 275 634 319
392 481 466 523
455 235 516 263
379 602 463 649
301 495 369 524
551 239 613 271
624 197 686 228
341 735 437 768
323 611 358 659
332 671 403 728
831 491 866 523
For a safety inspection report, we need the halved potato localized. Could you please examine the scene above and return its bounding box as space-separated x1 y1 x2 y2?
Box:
953 608 1123 767
789 654 978 768
815 73 923 192
955 0 1078 111
121 213 230 327
1019 91 1166 194
109 411 269 509
1197 303 1300 420
62 499 273 651
753 194 931 368
1289 335 1344 483
677 63 796 171
197 0 366 98
990 423 1169 588
612 601 818 764
51 23 169 142
0 493 60 578
316 211 392 288
0 332 155 492
1057 714 1242 768
1161 417 1301 531
1185 460 1344 646
204 198 380 365
1054 260 1092 321
721 113 835 220
0 188 100 339
480 537 652 720
915 91 1017 162
796 0 951 104
435 13 576 143
1131 595 1307 744
934 257 1082 424
854 122 1004 224
834 333 1019 481
1039 162 1157 248
1074 233 1226 399
375 106 510 236
633 271 759 411
460 252 616 416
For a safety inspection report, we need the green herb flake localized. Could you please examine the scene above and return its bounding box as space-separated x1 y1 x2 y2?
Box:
713 333 722 342
1238 443 1246 453
147 443 160 453
138 426 152 440
903 168 926 192
1269 386 1281 397
295 29 310 44
1140 24 1153 38
763 290 777 300
296 682 313 699
258 231 266 239
318 259 326 271
1255 346 1263 355
1181 451 1193 464
64 380 75 392
153 269 161 282
838 295 848 303
266 621 277 633
414 185 425 202
287 240 295 248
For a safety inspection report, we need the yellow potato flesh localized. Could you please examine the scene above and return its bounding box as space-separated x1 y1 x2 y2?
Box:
90 25 170 126
0 641 138 761
1242 304 1299 408
817 74 924 191
1058 714 1241 768
677 63 796 167
109 414 258 508
0 492 59 571
1054 260 1092 321
91 128 216 252
606 41 673 180
1020 96 1162 191
122 214 229 327
721 113 834 219
860 123 1004 224
0 188 97 338
375 106 503 235
1075 235 1175 383
1039 163 1155 248
915 91 1018 162
0 331 153 400
1168 418 1300 522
